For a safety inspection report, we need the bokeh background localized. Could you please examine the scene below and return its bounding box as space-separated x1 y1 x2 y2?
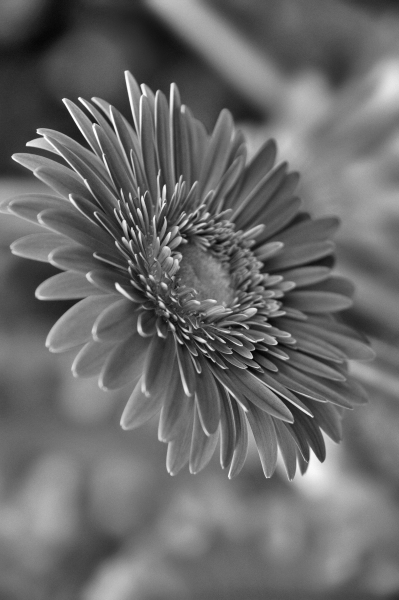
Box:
0 1 399 598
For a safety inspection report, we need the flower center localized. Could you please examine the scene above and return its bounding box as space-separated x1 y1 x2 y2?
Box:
178 243 234 306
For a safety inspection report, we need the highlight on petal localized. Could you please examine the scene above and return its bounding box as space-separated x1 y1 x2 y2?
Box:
4 71 373 479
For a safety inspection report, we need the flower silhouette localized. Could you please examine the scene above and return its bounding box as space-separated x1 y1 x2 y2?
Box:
4 72 373 478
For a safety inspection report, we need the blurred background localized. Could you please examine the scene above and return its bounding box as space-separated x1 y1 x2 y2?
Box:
0 0 399 598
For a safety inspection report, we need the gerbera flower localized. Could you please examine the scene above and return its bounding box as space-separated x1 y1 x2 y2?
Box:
3 72 374 479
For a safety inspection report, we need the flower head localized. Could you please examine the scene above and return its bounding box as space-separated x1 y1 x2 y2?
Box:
4 72 374 478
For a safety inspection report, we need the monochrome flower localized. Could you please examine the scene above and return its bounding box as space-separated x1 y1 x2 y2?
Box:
4 72 374 478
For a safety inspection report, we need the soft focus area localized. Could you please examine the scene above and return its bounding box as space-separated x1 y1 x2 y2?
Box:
1 1 399 599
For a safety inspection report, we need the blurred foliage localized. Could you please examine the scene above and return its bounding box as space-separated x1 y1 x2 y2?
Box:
1 0 399 599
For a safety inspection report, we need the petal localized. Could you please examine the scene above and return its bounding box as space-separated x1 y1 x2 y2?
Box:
158 371 192 443
8 193 67 224
142 334 177 396
255 196 302 243
63 98 103 156
38 208 115 254
49 245 100 273
225 138 276 211
125 71 142 134
239 169 300 231
276 362 356 409
267 241 335 272
246 405 278 478
189 406 219 474
302 400 343 443
232 161 288 227
36 271 104 300
175 339 197 397
285 290 353 313
304 317 375 361
99 331 149 390
155 90 176 196
46 294 115 352
34 165 91 200
219 388 236 470
166 407 194 476
289 406 326 462
257 369 314 416
283 348 347 382
86 269 131 293
93 123 136 199
195 357 222 435
273 216 340 246
72 340 116 377
120 376 164 430
92 299 138 342
215 366 294 423
38 128 111 191
280 266 331 288
109 104 141 171
274 420 298 480
197 109 234 199
228 400 249 479
139 95 159 203
11 233 70 262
